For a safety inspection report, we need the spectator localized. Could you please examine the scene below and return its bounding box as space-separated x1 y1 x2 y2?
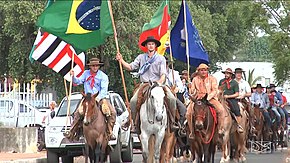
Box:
42 101 57 125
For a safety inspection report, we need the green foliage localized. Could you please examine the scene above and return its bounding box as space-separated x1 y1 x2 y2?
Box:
243 69 263 87
1 1 283 100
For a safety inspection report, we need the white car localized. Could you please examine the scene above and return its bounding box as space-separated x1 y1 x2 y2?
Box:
45 92 133 163
0 98 46 127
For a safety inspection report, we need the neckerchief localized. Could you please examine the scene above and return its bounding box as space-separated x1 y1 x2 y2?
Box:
138 53 157 75
221 78 231 89
86 71 97 89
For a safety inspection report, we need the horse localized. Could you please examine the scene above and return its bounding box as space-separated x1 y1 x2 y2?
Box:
229 102 249 162
251 105 264 141
140 81 168 163
81 92 109 163
217 91 233 163
187 94 218 163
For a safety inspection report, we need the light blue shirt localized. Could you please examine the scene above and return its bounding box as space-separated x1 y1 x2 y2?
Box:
250 92 270 109
73 70 109 100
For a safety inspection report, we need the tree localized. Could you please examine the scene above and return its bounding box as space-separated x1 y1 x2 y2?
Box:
243 69 263 87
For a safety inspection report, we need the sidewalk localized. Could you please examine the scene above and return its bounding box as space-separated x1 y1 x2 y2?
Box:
0 151 46 163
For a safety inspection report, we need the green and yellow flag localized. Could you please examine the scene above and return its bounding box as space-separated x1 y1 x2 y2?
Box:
36 0 113 51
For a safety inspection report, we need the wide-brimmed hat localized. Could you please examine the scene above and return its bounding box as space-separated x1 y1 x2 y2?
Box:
254 84 265 89
234 68 245 73
269 83 277 88
222 68 233 74
87 58 104 66
196 63 209 71
141 36 161 47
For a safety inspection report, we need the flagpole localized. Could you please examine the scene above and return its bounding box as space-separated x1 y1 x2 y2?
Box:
65 49 74 132
183 0 190 82
108 0 131 123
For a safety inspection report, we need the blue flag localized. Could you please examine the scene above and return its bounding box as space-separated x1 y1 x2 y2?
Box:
169 1 209 67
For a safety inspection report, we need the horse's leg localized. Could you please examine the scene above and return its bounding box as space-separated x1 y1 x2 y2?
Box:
154 129 166 163
94 143 101 163
141 133 150 163
165 132 175 163
160 134 167 163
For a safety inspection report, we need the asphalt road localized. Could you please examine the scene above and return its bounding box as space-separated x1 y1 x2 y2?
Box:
130 148 289 163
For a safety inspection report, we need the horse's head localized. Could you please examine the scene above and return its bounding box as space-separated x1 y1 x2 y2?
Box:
252 104 262 125
81 92 99 126
148 81 166 122
193 95 209 130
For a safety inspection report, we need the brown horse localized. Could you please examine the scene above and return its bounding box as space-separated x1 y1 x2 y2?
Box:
230 102 249 162
252 105 264 141
187 95 218 163
82 93 108 163
217 91 233 163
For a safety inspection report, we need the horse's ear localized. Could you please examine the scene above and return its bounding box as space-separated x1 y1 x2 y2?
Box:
203 94 208 101
81 91 86 97
189 94 197 102
92 92 99 99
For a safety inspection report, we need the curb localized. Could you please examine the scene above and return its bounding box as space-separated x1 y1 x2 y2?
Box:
0 158 46 163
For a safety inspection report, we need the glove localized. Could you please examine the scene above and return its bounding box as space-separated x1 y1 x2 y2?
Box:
101 99 111 117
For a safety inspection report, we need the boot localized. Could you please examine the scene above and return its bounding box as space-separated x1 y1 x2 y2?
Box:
236 116 244 133
217 112 225 137
169 108 179 131
107 116 116 140
188 115 194 139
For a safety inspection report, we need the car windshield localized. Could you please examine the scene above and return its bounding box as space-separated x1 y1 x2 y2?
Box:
57 99 80 116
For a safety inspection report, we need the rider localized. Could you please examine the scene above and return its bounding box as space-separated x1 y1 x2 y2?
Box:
116 36 179 134
187 63 227 139
269 89 284 130
65 58 116 140
269 84 286 129
234 68 251 104
250 84 272 134
219 68 244 133
165 57 187 134
278 88 289 128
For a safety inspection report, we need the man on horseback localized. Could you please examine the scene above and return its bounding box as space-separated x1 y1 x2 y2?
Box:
165 57 187 135
115 36 179 134
219 68 244 133
65 58 116 140
234 68 252 107
269 89 285 131
250 84 273 134
186 63 227 139
278 88 289 129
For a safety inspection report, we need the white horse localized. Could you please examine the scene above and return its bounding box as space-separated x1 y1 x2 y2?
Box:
140 82 168 163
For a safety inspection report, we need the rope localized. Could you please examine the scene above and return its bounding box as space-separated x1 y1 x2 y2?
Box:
198 106 217 144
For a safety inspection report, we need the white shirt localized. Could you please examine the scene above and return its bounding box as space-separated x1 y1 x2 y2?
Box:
166 68 183 93
235 79 251 98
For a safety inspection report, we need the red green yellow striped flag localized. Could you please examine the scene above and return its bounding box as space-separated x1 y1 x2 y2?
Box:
138 1 170 55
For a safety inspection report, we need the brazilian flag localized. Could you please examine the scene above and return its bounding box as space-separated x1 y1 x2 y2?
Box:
36 0 113 51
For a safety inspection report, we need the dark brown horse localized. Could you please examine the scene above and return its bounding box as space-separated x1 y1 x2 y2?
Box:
252 105 264 141
188 95 218 163
81 93 108 163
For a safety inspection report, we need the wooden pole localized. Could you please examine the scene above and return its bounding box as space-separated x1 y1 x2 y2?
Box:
108 0 129 105
183 0 190 82
108 0 131 126
65 49 75 132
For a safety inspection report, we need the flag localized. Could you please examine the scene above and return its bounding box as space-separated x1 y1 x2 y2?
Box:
138 1 170 55
31 31 85 82
36 0 113 51
29 0 54 63
169 1 209 67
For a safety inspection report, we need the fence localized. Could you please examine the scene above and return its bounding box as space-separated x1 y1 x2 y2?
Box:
0 82 53 127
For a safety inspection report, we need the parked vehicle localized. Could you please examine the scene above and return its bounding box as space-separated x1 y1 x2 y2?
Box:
45 92 133 163
0 98 47 127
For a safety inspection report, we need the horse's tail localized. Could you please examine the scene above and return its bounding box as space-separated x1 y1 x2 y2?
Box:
148 135 155 162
